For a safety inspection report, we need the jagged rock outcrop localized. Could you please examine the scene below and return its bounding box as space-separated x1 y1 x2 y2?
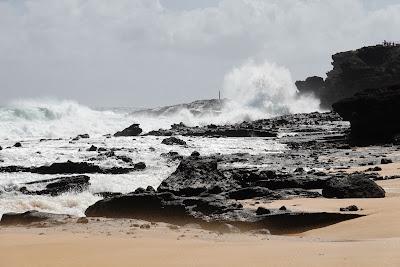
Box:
297 44 400 109
295 76 324 96
332 84 400 144
114 124 142 137
157 156 234 196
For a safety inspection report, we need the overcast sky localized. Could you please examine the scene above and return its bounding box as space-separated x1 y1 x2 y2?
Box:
0 0 399 108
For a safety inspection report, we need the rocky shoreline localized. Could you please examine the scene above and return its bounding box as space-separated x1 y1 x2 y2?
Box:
1 44 400 236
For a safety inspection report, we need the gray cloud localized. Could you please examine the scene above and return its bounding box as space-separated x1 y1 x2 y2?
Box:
0 0 399 107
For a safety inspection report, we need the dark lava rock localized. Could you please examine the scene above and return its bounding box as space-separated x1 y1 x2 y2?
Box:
114 124 142 137
146 186 156 193
72 134 90 141
157 157 234 196
20 175 90 196
161 137 187 146
134 162 146 170
295 76 325 98
298 44 400 109
0 161 137 175
340 205 359 212
322 174 385 198
256 207 271 215
333 84 400 144
116 155 132 163
147 125 277 138
381 158 393 164
85 192 363 234
191 151 200 157
14 142 22 148
31 161 125 174
279 206 287 211
364 166 382 172
0 210 72 226
228 187 275 200
87 145 98 152
160 151 183 161
255 175 329 190
0 145 2 150
85 192 192 224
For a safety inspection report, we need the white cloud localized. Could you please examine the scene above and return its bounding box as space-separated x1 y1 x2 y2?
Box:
0 0 399 107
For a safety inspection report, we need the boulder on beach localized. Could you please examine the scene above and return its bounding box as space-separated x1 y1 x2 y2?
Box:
114 124 142 137
322 174 385 199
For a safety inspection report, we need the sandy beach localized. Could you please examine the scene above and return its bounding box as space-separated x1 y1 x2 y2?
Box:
1 165 400 267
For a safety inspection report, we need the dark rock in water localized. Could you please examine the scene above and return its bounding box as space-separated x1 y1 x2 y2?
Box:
32 161 105 174
279 206 287 211
134 162 146 170
14 142 22 148
160 151 183 161
0 161 137 174
333 84 400 144
228 187 275 200
116 155 132 163
98 147 107 152
381 158 393 165
87 145 98 152
191 151 200 157
20 175 90 196
340 205 359 212
322 174 385 198
114 124 142 137
72 134 90 141
146 186 156 193
147 125 277 138
161 137 187 146
0 210 72 225
256 207 271 215
0 166 27 172
0 145 2 150
298 44 400 109
157 157 235 196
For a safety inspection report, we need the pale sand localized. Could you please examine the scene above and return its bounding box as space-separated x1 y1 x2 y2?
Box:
1 173 400 266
